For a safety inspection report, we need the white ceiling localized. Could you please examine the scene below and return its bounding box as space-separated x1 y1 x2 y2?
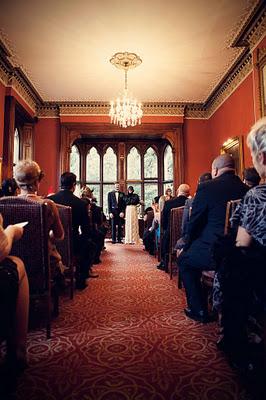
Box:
0 0 258 103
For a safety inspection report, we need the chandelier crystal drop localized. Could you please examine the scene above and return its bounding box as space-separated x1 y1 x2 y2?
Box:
109 52 143 128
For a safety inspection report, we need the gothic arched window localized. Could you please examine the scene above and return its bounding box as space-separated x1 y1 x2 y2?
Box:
144 147 158 178
86 147 100 202
127 147 141 180
163 144 174 193
13 128 20 171
103 147 117 214
70 144 81 195
143 147 158 207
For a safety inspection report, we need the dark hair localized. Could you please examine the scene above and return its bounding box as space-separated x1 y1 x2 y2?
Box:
128 185 134 192
60 172 77 189
153 195 160 204
243 167 260 187
198 172 212 184
2 178 19 196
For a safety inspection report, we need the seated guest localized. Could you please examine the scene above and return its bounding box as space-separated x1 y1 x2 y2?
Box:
14 160 65 288
217 118 266 367
1 178 19 197
49 173 98 289
159 187 173 212
178 154 248 323
143 196 159 255
175 173 212 254
243 167 260 188
157 184 190 272
0 214 29 391
81 186 105 259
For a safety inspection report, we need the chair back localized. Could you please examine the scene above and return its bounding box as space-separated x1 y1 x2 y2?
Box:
0 196 52 338
56 204 74 299
224 199 241 235
145 210 154 229
169 206 185 255
56 204 73 268
0 196 50 293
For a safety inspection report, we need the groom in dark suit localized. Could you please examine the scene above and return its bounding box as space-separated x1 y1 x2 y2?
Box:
108 183 126 243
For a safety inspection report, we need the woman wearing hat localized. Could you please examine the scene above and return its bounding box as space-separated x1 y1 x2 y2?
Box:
124 186 141 244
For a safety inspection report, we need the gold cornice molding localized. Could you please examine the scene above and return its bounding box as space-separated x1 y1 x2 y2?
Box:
37 103 59 117
143 102 185 116
0 66 9 86
205 53 253 118
244 6 266 50
37 102 186 117
59 102 108 115
7 72 37 113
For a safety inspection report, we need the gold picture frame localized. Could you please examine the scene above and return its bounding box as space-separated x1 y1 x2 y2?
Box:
220 136 244 178
257 48 266 117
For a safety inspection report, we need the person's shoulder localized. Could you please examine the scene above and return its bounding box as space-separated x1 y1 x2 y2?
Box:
47 191 61 201
244 184 266 202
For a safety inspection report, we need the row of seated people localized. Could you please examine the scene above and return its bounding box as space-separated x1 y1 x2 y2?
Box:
143 184 191 259
143 117 266 377
0 163 107 395
1 166 107 289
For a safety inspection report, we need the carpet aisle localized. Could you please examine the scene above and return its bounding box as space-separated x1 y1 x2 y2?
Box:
17 242 249 400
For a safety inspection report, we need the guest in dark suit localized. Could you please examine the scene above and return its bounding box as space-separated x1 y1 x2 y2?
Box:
175 173 212 253
107 183 125 243
157 184 190 271
178 154 248 323
49 172 98 289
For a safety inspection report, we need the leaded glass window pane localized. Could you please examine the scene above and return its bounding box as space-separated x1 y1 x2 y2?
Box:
103 184 115 215
86 183 100 204
164 145 173 181
127 147 141 180
13 128 20 167
103 147 117 182
144 183 158 208
70 145 80 180
144 147 158 178
86 147 100 181
126 183 141 198
163 182 174 195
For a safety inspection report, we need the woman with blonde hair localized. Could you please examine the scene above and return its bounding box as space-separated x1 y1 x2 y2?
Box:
159 187 173 212
14 160 64 286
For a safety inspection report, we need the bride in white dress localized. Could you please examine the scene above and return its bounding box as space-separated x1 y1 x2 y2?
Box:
124 186 141 244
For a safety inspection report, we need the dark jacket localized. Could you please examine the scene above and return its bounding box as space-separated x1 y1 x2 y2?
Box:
124 193 140 206
187 172 248 247
108 190 125 214
162 195 188 231
48 190 90 243
178 172 248 270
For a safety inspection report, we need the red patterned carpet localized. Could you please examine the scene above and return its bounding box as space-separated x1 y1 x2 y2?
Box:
16 242 250 400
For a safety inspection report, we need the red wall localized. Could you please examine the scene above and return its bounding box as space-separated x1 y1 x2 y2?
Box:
208 72 255 167
0 81 6 157
183 118 213 193
34 118 60 195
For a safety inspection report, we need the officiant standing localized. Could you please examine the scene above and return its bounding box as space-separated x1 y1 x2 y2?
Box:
108 182 126 244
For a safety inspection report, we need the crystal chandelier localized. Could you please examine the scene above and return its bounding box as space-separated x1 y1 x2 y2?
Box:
109 52 143 128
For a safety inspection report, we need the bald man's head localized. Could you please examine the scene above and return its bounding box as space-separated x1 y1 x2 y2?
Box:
177 183 190 197
211 154 235 178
